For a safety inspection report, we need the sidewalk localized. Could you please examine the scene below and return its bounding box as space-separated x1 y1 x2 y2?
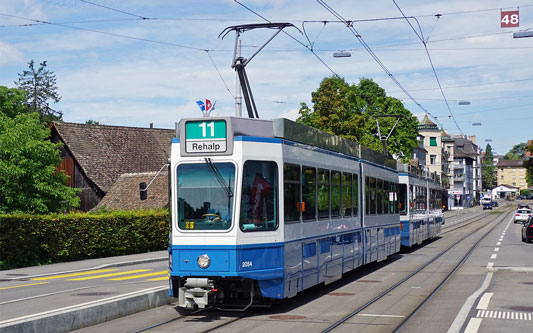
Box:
0 250 167 281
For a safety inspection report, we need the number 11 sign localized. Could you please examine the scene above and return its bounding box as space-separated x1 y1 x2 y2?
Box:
501 10 519 28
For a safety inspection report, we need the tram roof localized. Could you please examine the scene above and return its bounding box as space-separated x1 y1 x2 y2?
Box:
177 117 397 169
272 118 396 169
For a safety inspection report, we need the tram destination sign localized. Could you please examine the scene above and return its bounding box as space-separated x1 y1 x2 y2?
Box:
185 120 227 153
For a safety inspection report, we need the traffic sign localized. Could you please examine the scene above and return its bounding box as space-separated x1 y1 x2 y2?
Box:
501 10 519 28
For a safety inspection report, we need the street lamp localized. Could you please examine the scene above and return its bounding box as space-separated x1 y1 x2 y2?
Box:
514 30 533 38
333 51 351 58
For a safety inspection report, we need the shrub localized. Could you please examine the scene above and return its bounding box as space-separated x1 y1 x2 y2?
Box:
0 210 168 269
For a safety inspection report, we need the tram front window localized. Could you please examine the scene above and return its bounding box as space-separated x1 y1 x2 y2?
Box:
177 162 235 231
240 161 278 232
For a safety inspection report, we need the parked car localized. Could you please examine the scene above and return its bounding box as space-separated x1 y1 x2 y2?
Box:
518 203 530 209
522 217 533 243
514 209 532 224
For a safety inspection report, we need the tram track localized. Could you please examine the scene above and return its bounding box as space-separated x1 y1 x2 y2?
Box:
320 208 512 332
127 210 507 333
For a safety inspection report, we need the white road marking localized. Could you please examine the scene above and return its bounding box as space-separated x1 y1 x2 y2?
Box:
447 272 494 333
0 286 167 326
490 254 497 259
496 242 501 246
487 262 494 268
464 318 482 333
494 247 499 252
476 293 493 310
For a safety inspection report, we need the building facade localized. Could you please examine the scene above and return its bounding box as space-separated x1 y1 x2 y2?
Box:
496 160 528 190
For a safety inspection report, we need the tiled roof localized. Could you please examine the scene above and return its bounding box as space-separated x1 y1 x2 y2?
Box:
496 159 524 168
52 122 174 192
94 171 168 211
418 114 438 130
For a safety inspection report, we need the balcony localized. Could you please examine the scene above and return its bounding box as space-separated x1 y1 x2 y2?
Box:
454 174 465 182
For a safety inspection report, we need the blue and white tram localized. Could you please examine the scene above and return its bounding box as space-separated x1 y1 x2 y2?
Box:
397 165 443 247
168 117 402 309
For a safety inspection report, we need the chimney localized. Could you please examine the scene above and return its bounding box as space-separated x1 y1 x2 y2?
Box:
150 123 153 128
469 135 476 144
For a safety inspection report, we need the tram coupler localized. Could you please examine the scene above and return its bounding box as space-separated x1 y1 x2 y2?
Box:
178 278 215 309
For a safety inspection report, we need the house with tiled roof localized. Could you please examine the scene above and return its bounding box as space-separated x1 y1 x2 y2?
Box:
51 122 174 211
496 159 528 190
94 171 169 211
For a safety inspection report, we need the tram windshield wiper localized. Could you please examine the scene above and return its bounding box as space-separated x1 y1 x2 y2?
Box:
204 158 233 198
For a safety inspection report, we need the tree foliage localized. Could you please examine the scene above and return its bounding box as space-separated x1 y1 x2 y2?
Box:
0 86 29 118
297 76 419 160
0 113 79 214
16 60 62 125
525 141 533 187
503 142 527 160
482 143 496 190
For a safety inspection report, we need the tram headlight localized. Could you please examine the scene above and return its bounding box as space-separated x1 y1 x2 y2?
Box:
197 254 211 269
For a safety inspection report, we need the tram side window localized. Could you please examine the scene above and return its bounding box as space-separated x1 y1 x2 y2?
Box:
302 166 317 221
410 185 415 212
384 180 390 214
369 177 377 215
354 176 359 216
377 179 383 214
365 176 370 215
399 184 407 215
331 171 341 218
318 169 330 219
342 173 353 216
240 161 278 232
284 164 300 223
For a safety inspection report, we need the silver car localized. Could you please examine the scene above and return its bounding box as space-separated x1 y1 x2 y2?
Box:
514 209 532 224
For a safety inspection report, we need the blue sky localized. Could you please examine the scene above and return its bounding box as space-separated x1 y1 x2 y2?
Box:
0 0 532 155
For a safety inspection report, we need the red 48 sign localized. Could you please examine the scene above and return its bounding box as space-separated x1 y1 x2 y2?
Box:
501 10 519 28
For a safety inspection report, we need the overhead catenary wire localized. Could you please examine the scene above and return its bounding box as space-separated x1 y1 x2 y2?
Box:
392 0 463 135
233 0 339 77
315 0 444 127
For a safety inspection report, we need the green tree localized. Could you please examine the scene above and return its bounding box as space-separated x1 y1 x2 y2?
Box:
16 60 62 125
525 141 533 187
0 113 79 214
85 120 100 125
0 86 29 118
482 144 496 190
297 76 365 142
503 142 527 160
297 76 418 160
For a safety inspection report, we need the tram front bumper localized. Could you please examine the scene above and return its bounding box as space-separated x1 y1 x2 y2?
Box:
178 278 214 309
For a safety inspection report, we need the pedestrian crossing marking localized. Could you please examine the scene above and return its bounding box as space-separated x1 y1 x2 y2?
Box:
477 310 532 321
0 282 49 290
68 269 152 281
107 271 167 281
31 269 118 281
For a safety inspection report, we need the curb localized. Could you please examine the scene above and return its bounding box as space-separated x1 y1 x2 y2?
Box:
0 287 174 333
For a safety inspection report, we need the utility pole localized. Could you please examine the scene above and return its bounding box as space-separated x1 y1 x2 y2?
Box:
235 40 242 117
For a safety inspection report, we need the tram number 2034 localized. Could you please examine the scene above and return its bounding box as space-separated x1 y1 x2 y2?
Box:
241 261 253 268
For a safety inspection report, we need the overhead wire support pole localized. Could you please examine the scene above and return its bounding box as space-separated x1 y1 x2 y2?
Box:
372 114 402 156
219 23 296 119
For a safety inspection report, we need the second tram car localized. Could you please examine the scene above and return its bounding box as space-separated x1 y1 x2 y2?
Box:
167 116 441 309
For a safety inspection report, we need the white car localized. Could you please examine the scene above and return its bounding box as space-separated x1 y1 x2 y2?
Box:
514 209 532 224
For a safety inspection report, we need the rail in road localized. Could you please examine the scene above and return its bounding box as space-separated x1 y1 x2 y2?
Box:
3 203 529 333
71 206 529 333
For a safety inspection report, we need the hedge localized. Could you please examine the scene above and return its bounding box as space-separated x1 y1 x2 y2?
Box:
0 210 168 269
